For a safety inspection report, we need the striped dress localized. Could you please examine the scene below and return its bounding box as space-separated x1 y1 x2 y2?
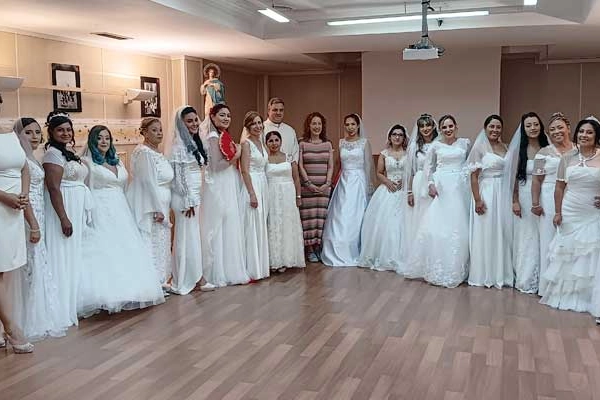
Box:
299 140 333 247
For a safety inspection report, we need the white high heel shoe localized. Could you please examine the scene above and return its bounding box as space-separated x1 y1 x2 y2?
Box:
3 332 34 354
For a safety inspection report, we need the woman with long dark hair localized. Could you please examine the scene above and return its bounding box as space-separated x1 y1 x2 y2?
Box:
512 112 549 293
169 106 215 294
200 104 249 286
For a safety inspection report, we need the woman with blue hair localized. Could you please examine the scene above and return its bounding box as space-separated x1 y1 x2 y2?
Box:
78 125 165 317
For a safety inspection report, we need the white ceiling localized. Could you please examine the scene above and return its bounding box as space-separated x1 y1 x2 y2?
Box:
1 0 600 71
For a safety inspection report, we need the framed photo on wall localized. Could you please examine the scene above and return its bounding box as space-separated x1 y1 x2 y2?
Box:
51 63 82 112
140 76 161 117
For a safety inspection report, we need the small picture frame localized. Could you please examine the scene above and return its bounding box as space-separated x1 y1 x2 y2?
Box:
140 76 161 117
51 63 82 113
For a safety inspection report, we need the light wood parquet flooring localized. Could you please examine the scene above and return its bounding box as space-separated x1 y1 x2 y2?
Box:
1 264 600 400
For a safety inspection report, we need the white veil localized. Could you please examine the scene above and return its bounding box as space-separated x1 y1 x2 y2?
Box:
403 114 438 196
168 105 200 164
13 118 39 165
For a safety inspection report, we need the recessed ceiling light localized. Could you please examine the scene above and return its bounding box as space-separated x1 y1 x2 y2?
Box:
327 10 489 26
92 32 133 40
258 8 290 23
524 0 538 5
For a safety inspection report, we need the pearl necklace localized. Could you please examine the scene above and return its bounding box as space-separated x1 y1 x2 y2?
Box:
578 148 598 166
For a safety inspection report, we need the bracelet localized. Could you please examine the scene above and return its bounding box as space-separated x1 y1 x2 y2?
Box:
296 195 301 199
407 191 413 195
29 228 40 233
531 204 542 208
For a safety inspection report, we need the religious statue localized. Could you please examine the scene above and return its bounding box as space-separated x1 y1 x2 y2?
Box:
200 63 225 117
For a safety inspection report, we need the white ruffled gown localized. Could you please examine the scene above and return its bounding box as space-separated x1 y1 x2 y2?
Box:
13 160 67 341
359 150 406 271
407 139 470 287
240 140 270 280
127 144 174 287
540 165 600 314
321 138 370 267
468 152 514 288
533 150 562 297
43 147 92 327
402 143 434 277
513 160 541 293
201 131 250 286
78 161 164 316
265 155 305 269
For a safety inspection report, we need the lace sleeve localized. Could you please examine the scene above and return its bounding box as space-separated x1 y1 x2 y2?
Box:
533 154 547 176
425 143 438 185
207 136 231 173
556 155 568 182
171 160 198 210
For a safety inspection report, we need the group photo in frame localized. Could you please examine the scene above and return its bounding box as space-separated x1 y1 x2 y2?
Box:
140 76 160 117
51 63 82 112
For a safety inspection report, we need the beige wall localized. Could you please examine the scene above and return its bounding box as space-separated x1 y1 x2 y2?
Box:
501 58 600 133
0 31 173 167
267 67 362 146
362 49 502 151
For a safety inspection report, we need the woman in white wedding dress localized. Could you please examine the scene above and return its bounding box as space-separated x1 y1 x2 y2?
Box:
321 113 376 267
43 111 92 328
512 112 549 294
78 125 164 316
467 115 519 289
402 114 438 278
200 104 250 286
127 118 174 292
239 111 270 280
169 106 215 294
14 118 67 341
359 124 408 271
531 113 577 296
265 131 305 271
540 118 600 318
406 115 470 287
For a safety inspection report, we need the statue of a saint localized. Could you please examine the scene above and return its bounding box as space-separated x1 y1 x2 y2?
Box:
200 63 225 117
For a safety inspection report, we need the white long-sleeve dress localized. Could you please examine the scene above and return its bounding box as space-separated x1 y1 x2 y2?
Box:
406 139 471 287
321 138 373 267
170 148 205 295
43 146 92 327
78 160 164 316
200 130 250 286
127 144 174 287
240 139 270 280
359 149 407 271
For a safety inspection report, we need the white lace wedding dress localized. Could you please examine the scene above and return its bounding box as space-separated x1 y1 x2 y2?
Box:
359 150 406 271
14 160 67 341
513 159 540 293
406 139 470 287
78 161 164 316
265 154 305 269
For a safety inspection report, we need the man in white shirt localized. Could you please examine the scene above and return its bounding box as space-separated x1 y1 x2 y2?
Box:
263 97 300 162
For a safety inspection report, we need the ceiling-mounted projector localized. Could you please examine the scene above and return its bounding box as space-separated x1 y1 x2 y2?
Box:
402 0 444 61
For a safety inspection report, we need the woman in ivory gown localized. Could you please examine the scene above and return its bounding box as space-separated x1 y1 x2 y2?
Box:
43 111 92 328
359 124 408 271
127 118 174 292
321 113 376 267
406 115 471 287
200 104 250 286
540 118 600 320
401 114 438 277
239 111 270 280
0 94 34 353
467 115 519 289
531 112 577 296
14 118 67 341
169 106 215 294
512 112 549 294
265 131 305 271
78 125 164 316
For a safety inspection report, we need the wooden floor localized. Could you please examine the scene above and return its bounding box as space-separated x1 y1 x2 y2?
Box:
1 264 600 400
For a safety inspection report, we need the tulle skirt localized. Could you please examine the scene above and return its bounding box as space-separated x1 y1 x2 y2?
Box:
513 178 541 293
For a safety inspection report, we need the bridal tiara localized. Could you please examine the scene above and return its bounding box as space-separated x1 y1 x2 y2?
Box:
48 112 70 122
